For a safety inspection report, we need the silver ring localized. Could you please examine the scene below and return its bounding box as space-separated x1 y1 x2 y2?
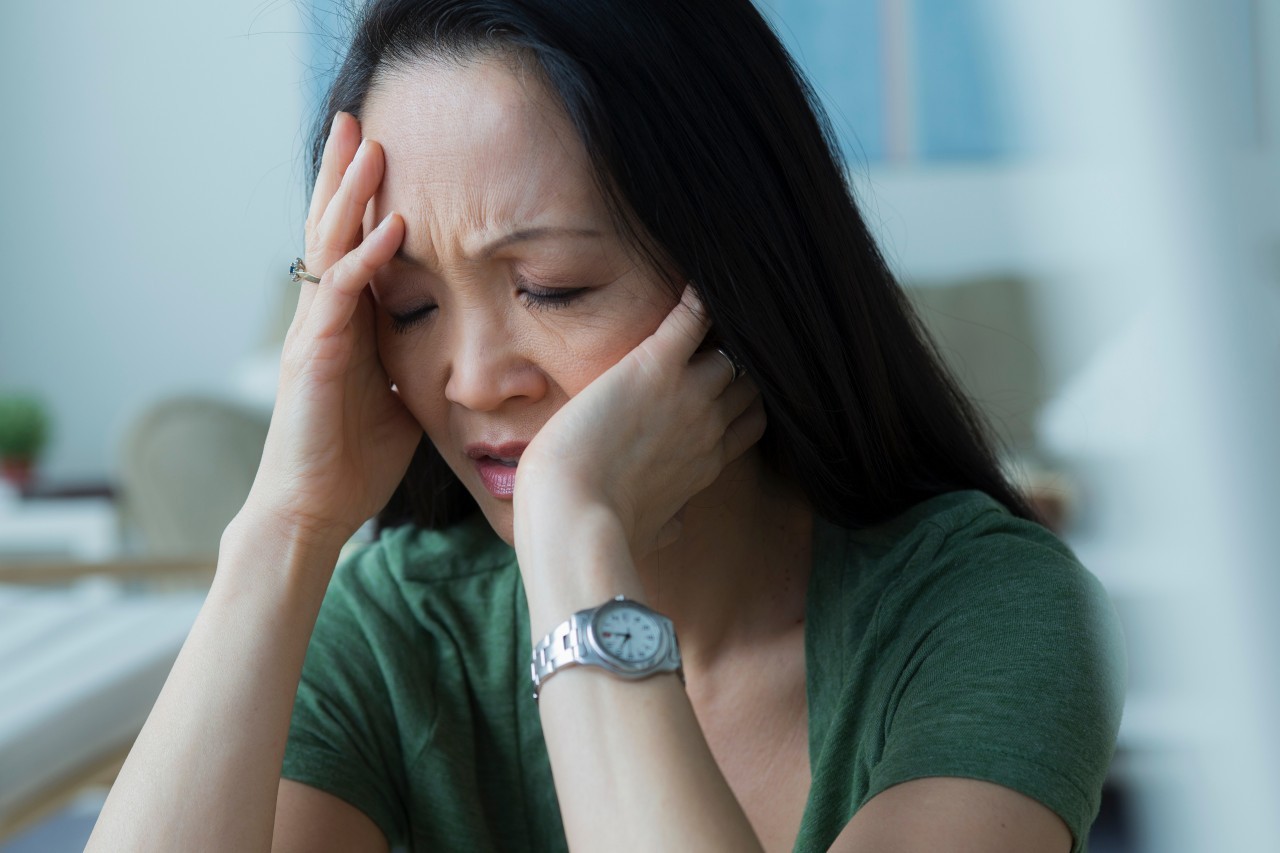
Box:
715 347 744 383
289 257 321 284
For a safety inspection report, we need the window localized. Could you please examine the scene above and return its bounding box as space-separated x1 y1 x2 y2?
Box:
758 0 1012 164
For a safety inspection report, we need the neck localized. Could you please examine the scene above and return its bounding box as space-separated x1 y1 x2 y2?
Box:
635 451 813 675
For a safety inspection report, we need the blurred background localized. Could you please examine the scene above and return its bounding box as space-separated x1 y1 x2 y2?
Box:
1 0 1277 850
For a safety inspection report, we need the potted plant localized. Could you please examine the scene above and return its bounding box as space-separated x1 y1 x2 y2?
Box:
0 393 51 492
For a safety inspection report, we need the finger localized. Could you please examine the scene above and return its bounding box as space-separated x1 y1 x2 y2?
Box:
687 347 747 392
297 136 385 333
303 212 404 341
721 396 768 465
298 113 361 323
306 112 361 233
362 196 378 240
311 137 386 271
717 374 759 420
651 283 712 363
298 114 360 307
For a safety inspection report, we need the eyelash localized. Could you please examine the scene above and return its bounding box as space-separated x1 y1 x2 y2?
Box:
385 277 590 335
387 304 435 335
516 276 589 311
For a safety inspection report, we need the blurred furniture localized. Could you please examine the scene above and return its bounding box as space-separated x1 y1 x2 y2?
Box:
0 497 119 562
0 397 264 837
118 396 270 558
0 559 212 843
906 275 1045 452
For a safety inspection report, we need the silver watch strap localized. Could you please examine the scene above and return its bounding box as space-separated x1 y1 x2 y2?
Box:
529 596 683 701
529 610 588 701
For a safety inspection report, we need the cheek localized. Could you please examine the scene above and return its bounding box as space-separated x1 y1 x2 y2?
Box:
549 336 635 394
376 328 420 388
542 290 676 394
376 328 449 425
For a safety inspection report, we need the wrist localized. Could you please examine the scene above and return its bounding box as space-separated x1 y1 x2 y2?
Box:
218 509 345 606
228 498 353 557
516 501 646 644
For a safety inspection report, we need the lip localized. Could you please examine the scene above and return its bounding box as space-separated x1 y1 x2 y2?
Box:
465 441 529 500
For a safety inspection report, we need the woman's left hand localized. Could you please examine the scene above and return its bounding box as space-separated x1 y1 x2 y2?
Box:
514 285 766 559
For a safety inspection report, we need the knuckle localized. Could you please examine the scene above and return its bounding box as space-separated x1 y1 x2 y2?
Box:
279 332 313 368
326 252 357 284
326 250 373 293
310 231 342 261
354 237 383 268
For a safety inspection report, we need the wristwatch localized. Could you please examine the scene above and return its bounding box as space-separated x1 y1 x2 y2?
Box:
530 595 684 701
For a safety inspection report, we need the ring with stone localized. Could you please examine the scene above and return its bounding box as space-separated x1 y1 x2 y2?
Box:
289 257 321 284
715 347 744 382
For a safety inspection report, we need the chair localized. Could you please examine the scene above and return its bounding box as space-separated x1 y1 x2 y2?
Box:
117 396 270 558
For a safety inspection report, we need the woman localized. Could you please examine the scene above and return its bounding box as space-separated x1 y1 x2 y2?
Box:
88 1 1124 851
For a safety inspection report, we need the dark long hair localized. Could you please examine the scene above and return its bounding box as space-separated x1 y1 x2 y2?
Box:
308 0 1038 531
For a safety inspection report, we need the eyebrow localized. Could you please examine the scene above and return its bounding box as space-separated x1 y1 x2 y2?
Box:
392 226 604 268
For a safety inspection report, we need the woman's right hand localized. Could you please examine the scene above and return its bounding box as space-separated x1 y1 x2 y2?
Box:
239 111 421 552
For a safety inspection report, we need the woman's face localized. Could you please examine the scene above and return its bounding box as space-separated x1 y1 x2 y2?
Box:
360 56 678 544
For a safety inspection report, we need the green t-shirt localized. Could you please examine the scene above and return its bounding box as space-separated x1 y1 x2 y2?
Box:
282 490 1125 852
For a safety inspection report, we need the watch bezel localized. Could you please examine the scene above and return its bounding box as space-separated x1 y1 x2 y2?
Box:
583 598 672 675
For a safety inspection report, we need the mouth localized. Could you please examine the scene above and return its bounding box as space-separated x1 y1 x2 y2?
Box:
465 442 528 500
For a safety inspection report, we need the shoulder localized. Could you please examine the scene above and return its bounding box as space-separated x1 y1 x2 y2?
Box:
805 491 1125 851
830 490 1125 716
820 490 1114 637
840 488 1074 570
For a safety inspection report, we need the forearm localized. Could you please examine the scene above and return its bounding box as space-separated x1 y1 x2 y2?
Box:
521 508 764 852
86 514 340 852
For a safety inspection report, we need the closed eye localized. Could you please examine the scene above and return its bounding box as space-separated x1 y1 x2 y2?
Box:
387 303 437 334
516 275 590 310
386 276 591 334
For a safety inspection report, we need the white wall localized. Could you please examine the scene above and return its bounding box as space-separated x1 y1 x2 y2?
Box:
976 2 1280 851
0 0 307 484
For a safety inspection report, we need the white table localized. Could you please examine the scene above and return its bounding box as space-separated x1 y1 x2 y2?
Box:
0 581 206 824
0 492 120 563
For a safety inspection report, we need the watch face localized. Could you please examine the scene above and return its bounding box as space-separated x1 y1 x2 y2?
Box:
591 602 665 667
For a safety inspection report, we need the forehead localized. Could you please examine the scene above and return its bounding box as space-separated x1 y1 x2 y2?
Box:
359 55 604 238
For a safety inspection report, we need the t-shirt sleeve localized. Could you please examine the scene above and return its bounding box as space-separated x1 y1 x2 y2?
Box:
282 542 414 847
865 527 1126 851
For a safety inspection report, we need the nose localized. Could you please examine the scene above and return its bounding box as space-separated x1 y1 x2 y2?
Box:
443 308 547 412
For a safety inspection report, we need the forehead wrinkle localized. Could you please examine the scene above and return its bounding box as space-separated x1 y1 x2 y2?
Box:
364 55 612 270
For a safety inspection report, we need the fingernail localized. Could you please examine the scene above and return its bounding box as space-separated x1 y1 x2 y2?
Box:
373 212 397 233
328 113 343 141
